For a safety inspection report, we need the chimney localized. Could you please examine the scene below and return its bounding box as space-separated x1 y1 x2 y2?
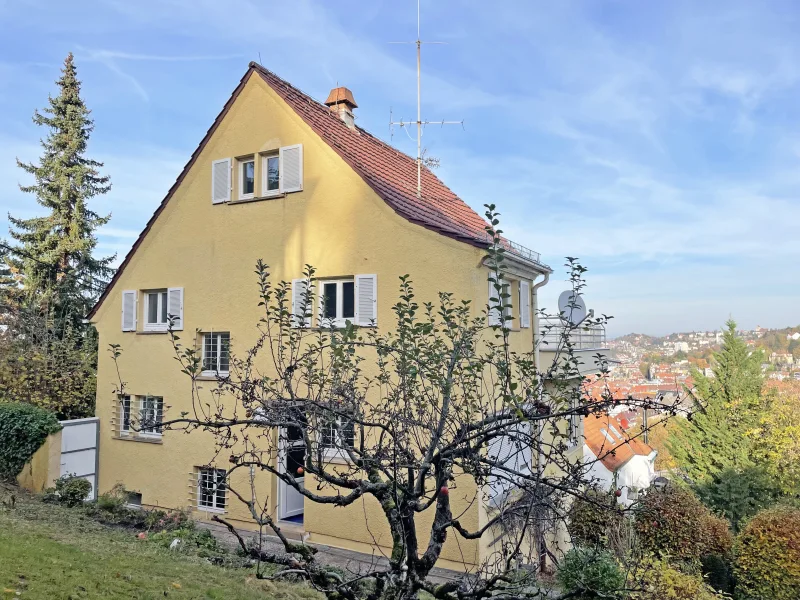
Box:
324 86 358 129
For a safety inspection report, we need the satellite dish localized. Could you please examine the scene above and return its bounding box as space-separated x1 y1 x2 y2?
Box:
557 291 587 325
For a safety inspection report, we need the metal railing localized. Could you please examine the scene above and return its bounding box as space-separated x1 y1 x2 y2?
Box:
539 317 607 350
482 232 543 265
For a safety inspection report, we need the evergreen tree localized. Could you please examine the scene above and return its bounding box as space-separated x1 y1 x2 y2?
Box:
8 53 112 328
667 319 764 483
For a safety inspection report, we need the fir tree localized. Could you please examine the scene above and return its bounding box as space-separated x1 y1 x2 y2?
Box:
667 319 764 483
8 52 113 327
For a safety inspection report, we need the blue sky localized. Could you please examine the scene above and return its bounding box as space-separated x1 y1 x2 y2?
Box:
1 0 799 337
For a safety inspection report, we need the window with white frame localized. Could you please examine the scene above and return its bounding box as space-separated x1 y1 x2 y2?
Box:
261 152 280 195
119 395 131 436
144 290 168 330
238 157 255 199
320 415 356 450
197 467 227 511
138 395 163 437
202 332 230 376
319 280 355 327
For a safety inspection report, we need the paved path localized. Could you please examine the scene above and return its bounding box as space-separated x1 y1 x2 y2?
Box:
198 520 465 584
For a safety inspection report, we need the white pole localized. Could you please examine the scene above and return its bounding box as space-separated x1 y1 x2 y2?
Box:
416 0 422 198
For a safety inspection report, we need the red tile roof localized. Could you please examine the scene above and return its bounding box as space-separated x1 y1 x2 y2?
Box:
90 63 549 319
583 412 654 472
251 63 494 246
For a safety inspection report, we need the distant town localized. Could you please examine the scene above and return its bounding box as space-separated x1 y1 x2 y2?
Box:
593 325 800 402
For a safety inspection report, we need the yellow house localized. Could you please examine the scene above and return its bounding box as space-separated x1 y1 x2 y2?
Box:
88 63 600 569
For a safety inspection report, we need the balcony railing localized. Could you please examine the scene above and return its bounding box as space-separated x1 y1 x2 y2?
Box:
483 233 543 265
539 317 607 350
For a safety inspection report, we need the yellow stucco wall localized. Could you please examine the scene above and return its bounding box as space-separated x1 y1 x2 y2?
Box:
91 72 541 567
17 430 62 494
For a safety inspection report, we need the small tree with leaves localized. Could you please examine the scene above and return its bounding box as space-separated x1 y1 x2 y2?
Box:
112 207 683 600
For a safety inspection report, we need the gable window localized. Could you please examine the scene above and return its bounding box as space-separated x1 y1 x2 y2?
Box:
262 153 280 195
319 280 355 327
197 467 227 511
145 290 168 331
238 157 255 199
119 395 131 436
202 332 230 376
142 288 183 331
139 395 163 437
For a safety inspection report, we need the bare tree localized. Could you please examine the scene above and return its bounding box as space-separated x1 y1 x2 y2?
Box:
111 207 684 600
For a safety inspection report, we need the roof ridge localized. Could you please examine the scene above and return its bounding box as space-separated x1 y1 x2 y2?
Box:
249 62 487 231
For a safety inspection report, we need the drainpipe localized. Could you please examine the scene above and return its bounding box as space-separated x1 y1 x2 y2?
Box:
531 272 550 479
531 272 550 372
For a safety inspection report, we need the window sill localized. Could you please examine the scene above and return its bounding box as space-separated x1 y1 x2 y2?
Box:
321 450 352 465
196 506 226 514
197 373 229 381
113 435 163 445
229 192 285 205
137 330 168 335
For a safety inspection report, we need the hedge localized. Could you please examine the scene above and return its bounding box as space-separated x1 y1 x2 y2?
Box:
0 402 61 480
634 483 733 561
735 506 800 600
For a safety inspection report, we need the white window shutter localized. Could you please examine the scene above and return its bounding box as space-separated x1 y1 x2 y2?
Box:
520 280 531 328
355 274 377 326
121 290 137 331
291 279 311 328
279 144 303 193
488 279 501 327
167 287 184 330
211 158 231 204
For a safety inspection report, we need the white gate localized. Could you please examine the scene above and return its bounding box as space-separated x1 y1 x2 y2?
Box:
59 417 100 500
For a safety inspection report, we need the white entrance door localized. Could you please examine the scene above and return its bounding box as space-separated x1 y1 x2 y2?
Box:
278 423 305 520
59 417 99 500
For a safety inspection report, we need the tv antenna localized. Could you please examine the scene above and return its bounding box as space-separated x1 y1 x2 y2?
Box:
389 0 463 198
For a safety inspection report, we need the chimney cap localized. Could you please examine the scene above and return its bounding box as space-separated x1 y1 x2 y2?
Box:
324 86 358 109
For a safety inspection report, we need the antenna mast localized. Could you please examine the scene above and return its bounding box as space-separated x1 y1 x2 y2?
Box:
390 0 463 198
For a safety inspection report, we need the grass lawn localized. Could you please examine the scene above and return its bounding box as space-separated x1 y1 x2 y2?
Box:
0 486 321 600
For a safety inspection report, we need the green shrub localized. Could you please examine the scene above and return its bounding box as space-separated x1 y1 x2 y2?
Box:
734 506 800 600
0 402 60 480
149 526 222 558
700 554 735 594
568 487 625 547
44 474 92 507
557 547 626 599
630 558 724 600
96 483 128 512
635 484 733 562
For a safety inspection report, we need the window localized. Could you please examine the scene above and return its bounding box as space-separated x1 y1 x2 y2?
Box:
319 280 355 327
202 332 230 376
119 395 131 436
262 153 280 194
139 395 163 437
321 415 356 450
238 158 255 199
144 290 168 331
197 467 227 511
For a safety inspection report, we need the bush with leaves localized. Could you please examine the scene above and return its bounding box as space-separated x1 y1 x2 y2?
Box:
630 558 724 600
43 474 92 507
734 506 800 600
635 484 732 563
0 402 60 480
557 547 626 599
567 487 626 548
